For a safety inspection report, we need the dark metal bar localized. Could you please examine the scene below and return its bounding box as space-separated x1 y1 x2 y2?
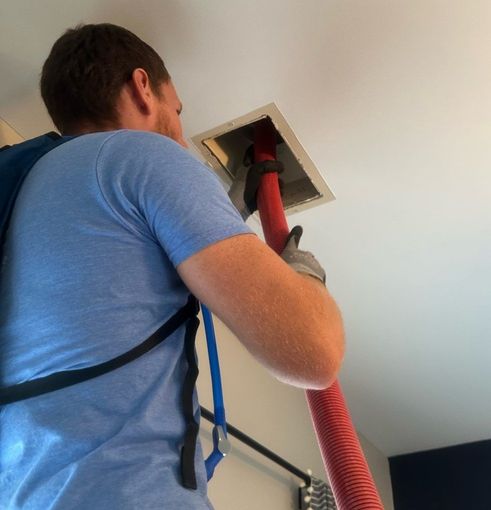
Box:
200 405 311 485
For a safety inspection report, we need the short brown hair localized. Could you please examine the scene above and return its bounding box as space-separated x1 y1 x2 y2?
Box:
40 23 170 134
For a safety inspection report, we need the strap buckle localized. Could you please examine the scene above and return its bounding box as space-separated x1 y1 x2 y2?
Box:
213 425 231 456
205 425 232 481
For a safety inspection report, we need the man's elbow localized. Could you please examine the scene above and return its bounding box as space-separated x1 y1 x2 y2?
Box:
278 326 345 391
315 352 344 390
309 332 345 390
307 305 345 389
276 356 342 390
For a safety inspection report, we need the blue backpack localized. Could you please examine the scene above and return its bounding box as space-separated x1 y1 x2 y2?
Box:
0 132 69 256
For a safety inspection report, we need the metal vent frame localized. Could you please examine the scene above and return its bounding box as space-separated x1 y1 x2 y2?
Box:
191 103 335 215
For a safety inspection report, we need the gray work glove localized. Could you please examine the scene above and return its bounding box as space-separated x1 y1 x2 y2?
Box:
280 226 326 285
228 159 284 221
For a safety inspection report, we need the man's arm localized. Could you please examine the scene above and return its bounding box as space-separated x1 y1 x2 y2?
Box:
177 233 345 390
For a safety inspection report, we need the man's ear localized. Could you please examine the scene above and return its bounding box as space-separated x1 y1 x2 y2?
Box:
126 68 155 115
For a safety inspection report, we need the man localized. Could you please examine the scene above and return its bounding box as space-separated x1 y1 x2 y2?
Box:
0 23 344 509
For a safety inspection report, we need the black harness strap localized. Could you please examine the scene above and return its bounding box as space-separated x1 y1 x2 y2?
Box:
180 312 201 489
0 295 199 406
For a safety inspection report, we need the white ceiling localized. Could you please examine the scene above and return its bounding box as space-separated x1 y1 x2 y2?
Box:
1 0 490 457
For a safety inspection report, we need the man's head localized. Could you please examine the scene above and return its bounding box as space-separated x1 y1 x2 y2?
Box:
40 23 186 146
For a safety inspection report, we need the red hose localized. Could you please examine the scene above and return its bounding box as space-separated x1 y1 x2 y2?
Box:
253 119 289 253
254 120 384 510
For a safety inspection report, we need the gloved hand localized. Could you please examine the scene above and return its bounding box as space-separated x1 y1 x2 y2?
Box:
228 158 284 221
280 225 326 285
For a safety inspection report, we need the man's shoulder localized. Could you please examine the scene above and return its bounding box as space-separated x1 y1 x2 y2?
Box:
90 129 221 200
76 129 183 155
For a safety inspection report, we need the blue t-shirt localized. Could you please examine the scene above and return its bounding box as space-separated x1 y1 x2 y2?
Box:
0 130 252 509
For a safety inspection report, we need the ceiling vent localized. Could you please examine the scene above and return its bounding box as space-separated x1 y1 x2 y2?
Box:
191 103 335 215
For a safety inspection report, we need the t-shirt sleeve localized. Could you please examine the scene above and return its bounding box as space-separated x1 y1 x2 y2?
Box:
95 130 253 267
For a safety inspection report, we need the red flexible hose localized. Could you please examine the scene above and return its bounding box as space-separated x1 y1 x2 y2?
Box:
254 120 384 510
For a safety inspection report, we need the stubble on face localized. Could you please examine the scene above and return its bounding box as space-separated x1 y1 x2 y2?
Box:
154 81 186 147
155 106 172 138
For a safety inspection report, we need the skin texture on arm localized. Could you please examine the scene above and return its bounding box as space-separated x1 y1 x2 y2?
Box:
177 233 345 390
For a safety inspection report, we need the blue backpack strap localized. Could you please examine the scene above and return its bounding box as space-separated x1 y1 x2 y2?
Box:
0 132 70 252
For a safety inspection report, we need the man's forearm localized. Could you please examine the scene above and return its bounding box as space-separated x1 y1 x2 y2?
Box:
240 267 344 390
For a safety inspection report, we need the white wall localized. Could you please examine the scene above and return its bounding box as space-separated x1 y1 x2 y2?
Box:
358 434 394 510
196 316 394 509
0 117 24 146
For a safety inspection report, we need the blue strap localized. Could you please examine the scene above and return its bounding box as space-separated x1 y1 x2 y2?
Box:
205 448 226 481
201 304 231 480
